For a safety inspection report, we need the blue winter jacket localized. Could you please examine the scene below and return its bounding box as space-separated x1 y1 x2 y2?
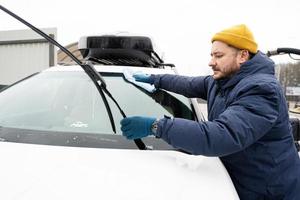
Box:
152 52 300 199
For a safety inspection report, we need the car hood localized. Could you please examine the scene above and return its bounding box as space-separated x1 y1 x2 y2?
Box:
0 142 239 200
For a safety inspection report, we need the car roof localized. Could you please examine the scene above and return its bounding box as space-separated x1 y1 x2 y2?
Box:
45 65 176 75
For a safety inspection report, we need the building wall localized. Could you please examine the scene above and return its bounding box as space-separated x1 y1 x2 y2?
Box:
0 28 57 85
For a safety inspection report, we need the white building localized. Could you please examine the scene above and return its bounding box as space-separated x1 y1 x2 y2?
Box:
0 28 57 87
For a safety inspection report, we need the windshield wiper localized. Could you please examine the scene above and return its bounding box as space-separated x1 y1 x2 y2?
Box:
0 4 147 150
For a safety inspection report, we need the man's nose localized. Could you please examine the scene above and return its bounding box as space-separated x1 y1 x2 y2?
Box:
209 58 216 67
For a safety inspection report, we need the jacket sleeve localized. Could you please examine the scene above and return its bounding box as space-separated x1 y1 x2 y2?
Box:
151 74 210 99
155 81 280 156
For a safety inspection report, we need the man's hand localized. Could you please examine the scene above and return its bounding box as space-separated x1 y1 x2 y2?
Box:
120 116 156 140
133 73 154 84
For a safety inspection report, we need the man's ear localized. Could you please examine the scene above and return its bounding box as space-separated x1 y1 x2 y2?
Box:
239 50 250 64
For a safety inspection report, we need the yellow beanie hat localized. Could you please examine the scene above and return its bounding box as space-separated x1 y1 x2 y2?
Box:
211 24 258 53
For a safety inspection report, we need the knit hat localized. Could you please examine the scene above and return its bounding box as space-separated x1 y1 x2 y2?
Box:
211 24 258 53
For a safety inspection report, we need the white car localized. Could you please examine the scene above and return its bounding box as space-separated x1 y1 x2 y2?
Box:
0 35 239 199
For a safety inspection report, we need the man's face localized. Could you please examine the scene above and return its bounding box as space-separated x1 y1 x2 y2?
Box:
209 41 244 80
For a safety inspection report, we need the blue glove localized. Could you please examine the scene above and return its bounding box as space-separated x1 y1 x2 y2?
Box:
120 116 156 140
123 69 156 93
133 73 154 84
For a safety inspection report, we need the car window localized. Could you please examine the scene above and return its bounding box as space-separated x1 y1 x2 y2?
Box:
0 70 194 149
0 71 193 133
103 72 194 133
0 71 111 133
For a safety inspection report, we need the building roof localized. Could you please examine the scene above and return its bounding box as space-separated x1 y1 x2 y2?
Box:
57 42 83 65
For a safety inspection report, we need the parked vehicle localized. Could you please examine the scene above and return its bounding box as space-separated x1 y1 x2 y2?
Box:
0 65 240 199
0 5 239 199
267 48 300 152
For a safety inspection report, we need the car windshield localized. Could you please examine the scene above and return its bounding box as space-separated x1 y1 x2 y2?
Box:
0 70 194 149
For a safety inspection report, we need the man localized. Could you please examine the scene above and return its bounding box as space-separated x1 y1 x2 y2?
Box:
120 24 300 199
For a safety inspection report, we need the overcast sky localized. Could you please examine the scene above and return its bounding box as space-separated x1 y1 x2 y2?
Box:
1 0 300 75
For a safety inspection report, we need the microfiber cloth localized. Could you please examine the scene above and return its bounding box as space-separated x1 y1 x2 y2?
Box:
123 69 156 93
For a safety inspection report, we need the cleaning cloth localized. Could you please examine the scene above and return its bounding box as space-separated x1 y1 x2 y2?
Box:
123 69 156 93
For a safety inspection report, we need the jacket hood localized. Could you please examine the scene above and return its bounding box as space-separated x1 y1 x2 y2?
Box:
217 51 275 90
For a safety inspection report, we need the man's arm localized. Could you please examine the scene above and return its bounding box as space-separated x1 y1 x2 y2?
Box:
151 74 211 99
155 82 280 156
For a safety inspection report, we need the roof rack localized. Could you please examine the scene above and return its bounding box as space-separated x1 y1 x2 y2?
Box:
78 35 175 68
